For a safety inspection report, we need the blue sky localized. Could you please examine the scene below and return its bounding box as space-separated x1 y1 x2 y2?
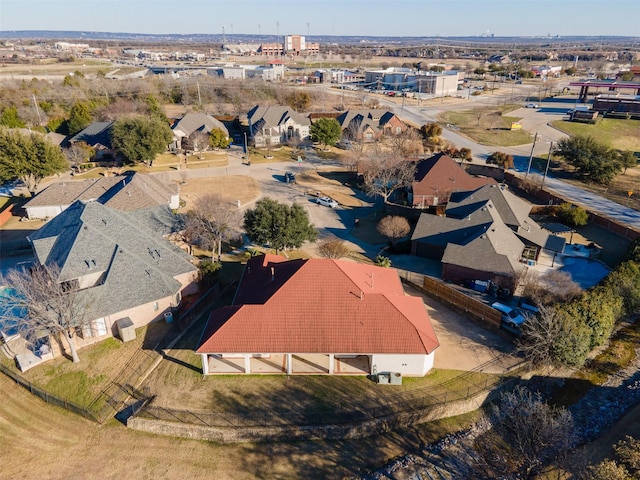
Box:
1 0 639 37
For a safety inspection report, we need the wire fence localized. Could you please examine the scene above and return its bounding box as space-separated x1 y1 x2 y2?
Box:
135 356 524 429
0 281 229 424
0 363 101 422
1 274 519 430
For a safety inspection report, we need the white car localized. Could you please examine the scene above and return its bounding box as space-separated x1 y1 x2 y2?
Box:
491 302 526 328
316 196 338 208
525 103 539 108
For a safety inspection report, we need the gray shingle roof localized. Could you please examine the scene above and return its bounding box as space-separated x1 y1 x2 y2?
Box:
68 122 113 148
171 113 229 138
447 184 531 228
247 105 310 135
335 109 395 136
24 173 177 212
413 200 525 277
28 200 196 320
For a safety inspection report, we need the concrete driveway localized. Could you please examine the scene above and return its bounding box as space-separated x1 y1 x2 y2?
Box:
404 284 521 374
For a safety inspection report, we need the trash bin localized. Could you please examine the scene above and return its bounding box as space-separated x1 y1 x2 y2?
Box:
164 312 173 324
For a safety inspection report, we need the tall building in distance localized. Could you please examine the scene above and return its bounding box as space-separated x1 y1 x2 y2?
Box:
259 34 319 57
284 35 319 55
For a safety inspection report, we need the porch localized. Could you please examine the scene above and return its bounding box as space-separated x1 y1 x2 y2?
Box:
202 353 371 375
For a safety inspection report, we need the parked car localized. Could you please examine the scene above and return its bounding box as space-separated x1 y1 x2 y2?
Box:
284 171 296 183
316 196 338 208
491 302 526 328
525 103 539 108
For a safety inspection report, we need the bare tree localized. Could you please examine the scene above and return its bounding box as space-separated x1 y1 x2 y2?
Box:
317 238 351 259
188 193 240 260
65 142 95 171
0 264 94 363
386 128 422 157
362 156 416 204
190 130 210 158
377 215 410 245
522 270 582 306
473 386 577 479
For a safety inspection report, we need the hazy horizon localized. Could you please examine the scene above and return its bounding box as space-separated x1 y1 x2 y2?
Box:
2 0 639 38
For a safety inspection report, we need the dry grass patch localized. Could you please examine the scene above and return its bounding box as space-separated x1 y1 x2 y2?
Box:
0 368 484 479
295 170 363 207
11 320 173 407
178 175 260 209
440 104 534 146
551 118 640 152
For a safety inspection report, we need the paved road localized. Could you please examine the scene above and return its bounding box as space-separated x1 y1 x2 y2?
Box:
361 90 640 232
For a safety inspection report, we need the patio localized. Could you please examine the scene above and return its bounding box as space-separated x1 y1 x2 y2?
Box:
205 353 371 375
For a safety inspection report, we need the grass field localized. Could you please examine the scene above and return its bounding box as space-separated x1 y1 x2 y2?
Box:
551 118 640 152
440 104 535 146
0 369 482 479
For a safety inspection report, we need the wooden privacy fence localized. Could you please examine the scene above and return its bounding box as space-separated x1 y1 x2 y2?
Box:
421 277 502 329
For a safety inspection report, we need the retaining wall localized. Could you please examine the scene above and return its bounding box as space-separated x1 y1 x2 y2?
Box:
127 384 509 443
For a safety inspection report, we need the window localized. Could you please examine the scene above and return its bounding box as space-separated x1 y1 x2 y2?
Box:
153 301 159 311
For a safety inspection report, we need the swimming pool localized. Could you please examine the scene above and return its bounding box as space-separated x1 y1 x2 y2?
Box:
0 286 26 341
560 257 611 289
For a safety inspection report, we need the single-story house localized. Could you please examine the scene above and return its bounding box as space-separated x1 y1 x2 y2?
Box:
410 153 497 207
170 113 229 152
246 105 311 147
197 254 439 376
26 200 198 359
23 172 180 221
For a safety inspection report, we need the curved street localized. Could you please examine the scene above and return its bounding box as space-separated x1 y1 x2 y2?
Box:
361 89 640 231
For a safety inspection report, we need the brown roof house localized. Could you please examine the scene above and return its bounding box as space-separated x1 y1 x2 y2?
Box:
246 105 311 147
410 153 496 207
24 172 180 225
197 254 439 376
336 109 407 142
411 184 565 292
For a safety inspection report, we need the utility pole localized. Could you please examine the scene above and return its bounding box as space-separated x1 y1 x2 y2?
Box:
541 141 553 190
525 132 538 180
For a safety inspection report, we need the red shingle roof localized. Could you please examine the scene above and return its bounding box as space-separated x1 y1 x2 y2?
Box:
197 255 438 355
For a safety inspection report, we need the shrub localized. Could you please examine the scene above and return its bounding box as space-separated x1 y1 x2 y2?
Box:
554 202 589 227
375 255 391 268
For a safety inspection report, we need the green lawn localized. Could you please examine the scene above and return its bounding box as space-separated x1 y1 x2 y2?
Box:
440 105 535 146
551 118 640 152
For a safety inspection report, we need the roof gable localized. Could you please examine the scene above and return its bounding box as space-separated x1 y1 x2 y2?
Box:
28 201 196 319
447 184 530 228
412 153 497 200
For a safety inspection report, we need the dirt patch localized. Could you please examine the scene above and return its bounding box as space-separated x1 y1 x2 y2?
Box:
178 176 260 209
295 170 364 208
